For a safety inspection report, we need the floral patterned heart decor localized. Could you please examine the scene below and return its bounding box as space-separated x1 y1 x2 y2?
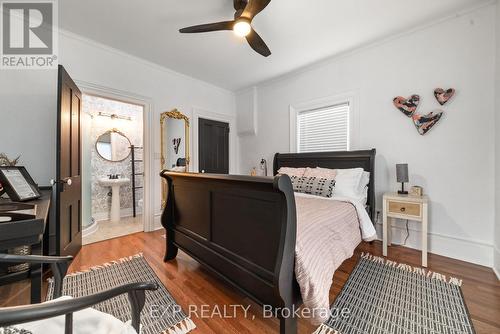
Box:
434 88 455 105
412 111 443 136
393 87 456 135
393 95 420 117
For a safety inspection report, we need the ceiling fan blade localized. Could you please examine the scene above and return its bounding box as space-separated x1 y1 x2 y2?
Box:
245 29 271 57
179 21 234 33
241 0 271 20
233 0 247 11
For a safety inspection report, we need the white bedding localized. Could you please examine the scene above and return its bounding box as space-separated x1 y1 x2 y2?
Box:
295 192 377 242
294 192 377 325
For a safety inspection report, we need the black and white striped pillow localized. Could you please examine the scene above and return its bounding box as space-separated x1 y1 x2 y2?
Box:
290 176 335 198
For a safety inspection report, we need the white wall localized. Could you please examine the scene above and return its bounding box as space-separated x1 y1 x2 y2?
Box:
494 0 500 278
0 70 57 185
0 30 235 228
238 5 496 267
236 87 258 136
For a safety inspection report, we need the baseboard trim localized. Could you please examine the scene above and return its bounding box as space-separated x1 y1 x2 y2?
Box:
153 212 162 230
82 220 98 238
94 207 143 222
374 222 493 268
494 246 500 280
494 267 500 281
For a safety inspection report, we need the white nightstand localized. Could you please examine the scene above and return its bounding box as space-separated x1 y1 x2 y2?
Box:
383 192 429 267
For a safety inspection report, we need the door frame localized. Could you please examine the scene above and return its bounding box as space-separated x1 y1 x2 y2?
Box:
74 80 155 232
192 107 237 174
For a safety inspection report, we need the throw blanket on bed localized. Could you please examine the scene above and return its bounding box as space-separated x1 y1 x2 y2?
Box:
294 193 376 325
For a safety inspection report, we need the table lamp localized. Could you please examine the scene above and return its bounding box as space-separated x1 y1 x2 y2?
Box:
396 163 409 195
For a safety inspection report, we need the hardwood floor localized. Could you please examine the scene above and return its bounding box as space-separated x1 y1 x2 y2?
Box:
1 230 499 333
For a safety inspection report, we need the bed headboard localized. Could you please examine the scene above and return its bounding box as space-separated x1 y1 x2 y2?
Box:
273 149 376 222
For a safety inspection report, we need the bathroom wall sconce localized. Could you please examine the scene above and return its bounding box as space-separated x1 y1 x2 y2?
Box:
98 111 131 121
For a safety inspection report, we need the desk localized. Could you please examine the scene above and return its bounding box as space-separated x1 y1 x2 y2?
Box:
0 189 51 303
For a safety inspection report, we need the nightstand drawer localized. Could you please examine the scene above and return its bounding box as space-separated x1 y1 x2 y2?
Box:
388 201 421 217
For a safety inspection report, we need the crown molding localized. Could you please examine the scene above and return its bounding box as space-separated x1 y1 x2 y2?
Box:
235 85 258 96
251 0 496 90
58 28 235 98
57 0 495 93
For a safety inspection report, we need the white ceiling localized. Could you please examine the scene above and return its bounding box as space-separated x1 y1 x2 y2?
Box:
59 0 486 91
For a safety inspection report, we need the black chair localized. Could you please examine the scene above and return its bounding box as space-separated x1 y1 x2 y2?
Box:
0 254 158 334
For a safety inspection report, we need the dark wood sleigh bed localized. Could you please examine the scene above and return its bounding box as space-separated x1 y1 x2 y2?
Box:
160 149 376 334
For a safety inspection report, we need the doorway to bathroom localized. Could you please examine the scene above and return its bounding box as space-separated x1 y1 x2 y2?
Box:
80 94 145 245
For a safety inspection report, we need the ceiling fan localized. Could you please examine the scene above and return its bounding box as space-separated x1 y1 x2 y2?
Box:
179 0 272 57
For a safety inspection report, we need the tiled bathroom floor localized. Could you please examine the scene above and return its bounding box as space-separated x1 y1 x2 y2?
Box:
82 215 143 245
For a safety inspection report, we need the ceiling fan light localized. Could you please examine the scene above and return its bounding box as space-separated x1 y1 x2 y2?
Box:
233 20 251 37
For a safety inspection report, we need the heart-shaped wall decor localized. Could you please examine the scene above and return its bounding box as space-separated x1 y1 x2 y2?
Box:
393 95 420 117
434 88 455 105
412 111 443 135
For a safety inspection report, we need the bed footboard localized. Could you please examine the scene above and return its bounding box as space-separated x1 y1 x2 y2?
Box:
160 172 299 333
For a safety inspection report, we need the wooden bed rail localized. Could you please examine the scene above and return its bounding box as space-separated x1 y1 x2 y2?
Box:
160 171 299 333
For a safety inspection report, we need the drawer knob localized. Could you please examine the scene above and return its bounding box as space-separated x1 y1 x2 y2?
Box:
400 207 406 212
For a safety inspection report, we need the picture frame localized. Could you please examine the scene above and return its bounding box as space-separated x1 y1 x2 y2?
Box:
410 185 423 197
0 166 41 202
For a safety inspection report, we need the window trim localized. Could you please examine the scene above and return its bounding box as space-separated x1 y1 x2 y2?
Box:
289 92 359 153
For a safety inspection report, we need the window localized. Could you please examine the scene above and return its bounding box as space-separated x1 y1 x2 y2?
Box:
296 102 350 153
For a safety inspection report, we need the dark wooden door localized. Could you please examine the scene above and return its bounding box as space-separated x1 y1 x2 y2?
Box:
56 65 82 257
198 118 229 174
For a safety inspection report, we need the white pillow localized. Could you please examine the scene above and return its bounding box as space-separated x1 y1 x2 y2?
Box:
277 167 306 177
359 171 370 192
303 167 337 179
170 166 186 172
334 168 365 198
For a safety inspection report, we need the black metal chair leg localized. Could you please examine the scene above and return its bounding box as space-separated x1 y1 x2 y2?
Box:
127 289 147 332
279 311 297 334
30 263 42 303
51 260 70 298
65 313 73 334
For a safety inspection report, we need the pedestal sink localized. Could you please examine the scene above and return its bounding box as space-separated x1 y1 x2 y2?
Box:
98 178 130 222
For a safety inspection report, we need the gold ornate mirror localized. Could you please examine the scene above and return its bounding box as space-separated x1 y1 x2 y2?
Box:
160 109 190 205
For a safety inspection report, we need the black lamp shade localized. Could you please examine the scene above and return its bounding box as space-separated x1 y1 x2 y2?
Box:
396 164 409 183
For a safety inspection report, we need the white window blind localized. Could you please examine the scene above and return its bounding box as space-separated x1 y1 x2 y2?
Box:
297 103 349 153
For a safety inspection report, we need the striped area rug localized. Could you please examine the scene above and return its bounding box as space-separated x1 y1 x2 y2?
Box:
47 254 195 334
314 253 475 334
